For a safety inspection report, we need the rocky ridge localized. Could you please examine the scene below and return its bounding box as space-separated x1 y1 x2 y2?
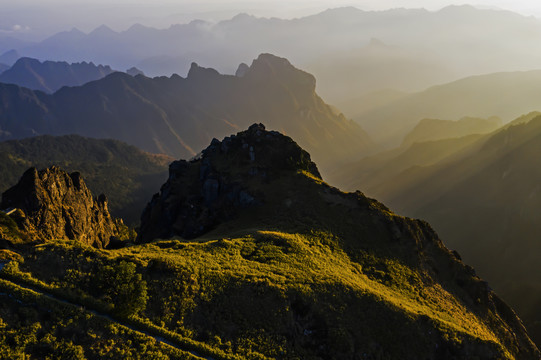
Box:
1 166 123 248
136 123 540 358
138 123 320 242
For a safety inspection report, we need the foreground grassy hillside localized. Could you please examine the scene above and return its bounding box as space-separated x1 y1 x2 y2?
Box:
0 125 538 359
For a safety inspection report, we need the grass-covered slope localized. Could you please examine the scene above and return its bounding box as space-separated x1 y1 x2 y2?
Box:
0 124 538 359
0 135 171 224
366 115 541 347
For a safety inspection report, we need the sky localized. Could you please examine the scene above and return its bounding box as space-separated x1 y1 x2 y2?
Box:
3 0 541 40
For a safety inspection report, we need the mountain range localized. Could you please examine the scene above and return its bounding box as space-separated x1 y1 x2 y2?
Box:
0 53 372 171
330 111 541 346
0 124 538 359
355 70 541 147
6 6 541 102
0 57 115 93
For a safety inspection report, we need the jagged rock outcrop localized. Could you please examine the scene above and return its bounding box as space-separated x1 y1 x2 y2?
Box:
135 123 540 359
1 166 122 248
138 123 320 242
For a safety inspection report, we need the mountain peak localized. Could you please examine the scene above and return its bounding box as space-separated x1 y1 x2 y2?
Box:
186 62 221 79
247 53 316 92
0 49 20 66
137 124 320 242
90 24 116 36
1 166 123 248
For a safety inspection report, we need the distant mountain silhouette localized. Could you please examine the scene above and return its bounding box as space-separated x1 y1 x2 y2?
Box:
0 54 372 170
126 66 145 76
13 6 541 102
0 49 20 66
0 63 8 74
0 57 115 93
402 116 501 146
356 70 541 147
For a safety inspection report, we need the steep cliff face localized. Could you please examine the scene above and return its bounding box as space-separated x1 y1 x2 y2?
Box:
1 166 121 248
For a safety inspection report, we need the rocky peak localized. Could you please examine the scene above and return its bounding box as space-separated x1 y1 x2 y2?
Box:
186 62 221 80
0 166 122 248
245 53 316 93
235 62 249 77
137 123 320 243
126 66 145 77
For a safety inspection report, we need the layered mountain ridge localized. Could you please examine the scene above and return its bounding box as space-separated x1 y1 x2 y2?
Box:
0 53 372 170
331 111 541 346
0 57 115 93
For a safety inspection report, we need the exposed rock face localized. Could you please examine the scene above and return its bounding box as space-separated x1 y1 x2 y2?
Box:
1 166 121 248
137 123 320 242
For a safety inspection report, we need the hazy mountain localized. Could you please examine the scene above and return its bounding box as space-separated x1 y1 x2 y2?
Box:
126 66 145 77
0 53 373 171
0 49 20 66
334 88 408 119
0 63 8 75
336 112 541 346
356 70 541 147
0 57 115 93
329 134 484 194
0 135 171 225
1 124 538 359
10 6 541 102
402 116 502 146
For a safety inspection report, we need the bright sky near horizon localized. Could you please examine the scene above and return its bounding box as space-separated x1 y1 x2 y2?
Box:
4 0 541 16
3 0 541 40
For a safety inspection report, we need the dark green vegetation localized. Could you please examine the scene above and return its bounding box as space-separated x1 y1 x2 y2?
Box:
0 135 170 225
0 278 202 359
0 57 115 93
0 53 372 170
0 125 538 359
332 112 541 348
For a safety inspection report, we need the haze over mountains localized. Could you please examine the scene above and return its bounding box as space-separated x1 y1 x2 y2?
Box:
0 53 372 171
5 5 541 103
2 1 541 357
0 57 115 93
355 70 541 146
331 111 541 346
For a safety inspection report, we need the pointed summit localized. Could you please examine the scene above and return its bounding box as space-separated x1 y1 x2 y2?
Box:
138 124 320 242
186 62 221 79
90 24 116 36
1 166 124 248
